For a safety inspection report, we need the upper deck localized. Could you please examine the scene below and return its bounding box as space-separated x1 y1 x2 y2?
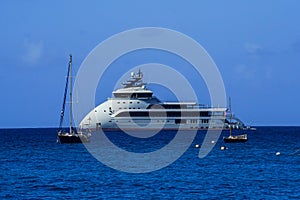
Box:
113 87 153 98
113 69 154 99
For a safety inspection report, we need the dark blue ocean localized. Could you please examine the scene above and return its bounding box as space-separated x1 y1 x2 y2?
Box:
1 127 299 199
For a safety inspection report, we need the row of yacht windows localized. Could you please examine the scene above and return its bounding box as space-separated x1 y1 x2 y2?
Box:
114 119 210 124
115 111 215 118
116 101 140 110
119 107 141 110
117 101 140 104
114 93 152 98
188 119 210 124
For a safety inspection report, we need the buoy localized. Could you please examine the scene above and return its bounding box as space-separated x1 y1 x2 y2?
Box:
195 144 200 148
220 146 226 151
276 152 280 156
211 140 215 144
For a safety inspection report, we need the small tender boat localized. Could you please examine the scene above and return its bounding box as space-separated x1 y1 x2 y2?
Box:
223 98 248 143
223 134 248 143
57 55 91 144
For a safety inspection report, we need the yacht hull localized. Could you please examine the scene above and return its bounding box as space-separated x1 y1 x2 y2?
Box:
58 133 90 144
79 70 250 133
223 134 248 143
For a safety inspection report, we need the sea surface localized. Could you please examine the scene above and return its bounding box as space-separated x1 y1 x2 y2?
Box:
1 127 299 199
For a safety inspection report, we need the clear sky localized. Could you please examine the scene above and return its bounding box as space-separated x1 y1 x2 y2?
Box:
0 0 299 128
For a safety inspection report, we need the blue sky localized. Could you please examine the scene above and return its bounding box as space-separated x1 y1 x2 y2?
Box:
0 0 299 128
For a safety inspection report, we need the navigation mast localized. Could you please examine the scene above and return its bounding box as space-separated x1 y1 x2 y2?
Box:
229 97 232 137
69 54 73 134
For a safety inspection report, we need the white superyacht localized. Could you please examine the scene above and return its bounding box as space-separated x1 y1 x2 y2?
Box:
79 70 247 131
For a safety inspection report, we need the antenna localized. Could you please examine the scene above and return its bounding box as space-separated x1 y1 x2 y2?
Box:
137 68 142 78
229 97 232 113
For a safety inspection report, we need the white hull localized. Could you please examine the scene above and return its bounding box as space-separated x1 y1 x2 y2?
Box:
79 70 247 131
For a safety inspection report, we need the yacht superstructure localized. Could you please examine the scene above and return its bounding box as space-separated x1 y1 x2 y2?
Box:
79 70 246 131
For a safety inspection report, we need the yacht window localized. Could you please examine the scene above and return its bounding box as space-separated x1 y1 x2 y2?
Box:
175 119 187 124
130 102 132 104
202 119 209 123
191 119 198 124
117 102 120 104
104 110 106 112
137 102 140 104
200 111 210 117
131 93 152 98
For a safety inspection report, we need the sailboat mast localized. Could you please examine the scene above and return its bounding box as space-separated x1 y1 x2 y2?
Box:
69 54 73 134
229 97 232 136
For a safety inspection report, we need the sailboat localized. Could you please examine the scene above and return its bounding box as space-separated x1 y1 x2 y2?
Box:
223 98 248 143
57 55 91 144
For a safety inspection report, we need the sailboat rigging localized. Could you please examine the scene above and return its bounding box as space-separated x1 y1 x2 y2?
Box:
223 97 248 143
57 54 91 143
